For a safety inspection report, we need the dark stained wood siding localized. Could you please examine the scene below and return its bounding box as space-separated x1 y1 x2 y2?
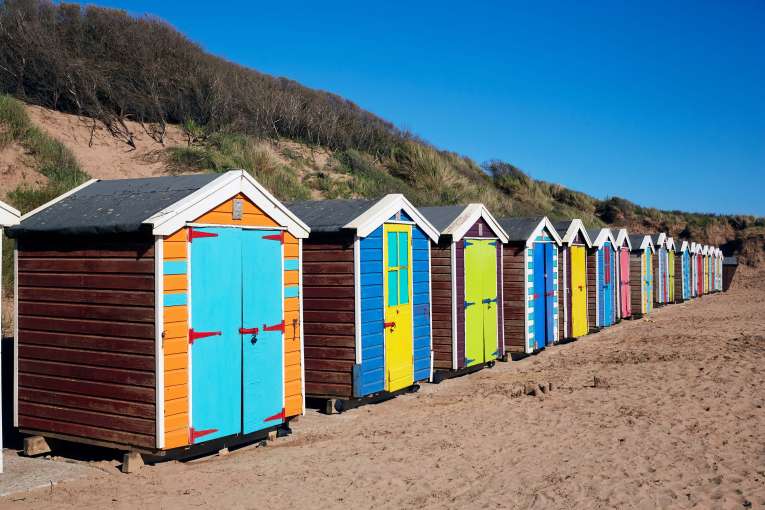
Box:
16 235 156 449
502 242 525 353
430 241 453 370
630 252 643 316
587 248 598 328
674 254 684 302
301 233 355 399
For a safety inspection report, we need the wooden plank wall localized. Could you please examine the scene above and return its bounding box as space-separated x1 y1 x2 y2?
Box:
301 234 355 399
430 242 453 370
587 249 597 328
502 243 525 353
17 235 157 448
630 253 643 316
674 255 683 302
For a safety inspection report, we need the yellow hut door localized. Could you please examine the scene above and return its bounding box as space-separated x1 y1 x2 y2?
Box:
384 224 414 392
570 246 588 337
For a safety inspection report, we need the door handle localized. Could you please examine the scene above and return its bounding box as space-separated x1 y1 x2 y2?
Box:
384 321 396 330
239 327 260 335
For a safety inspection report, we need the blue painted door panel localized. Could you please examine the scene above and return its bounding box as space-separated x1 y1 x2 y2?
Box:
533 243 546 349
242 229 284 433
544 243 555 347
190 227 242 442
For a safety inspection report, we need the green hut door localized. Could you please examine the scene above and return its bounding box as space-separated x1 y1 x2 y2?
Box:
464 239 499 367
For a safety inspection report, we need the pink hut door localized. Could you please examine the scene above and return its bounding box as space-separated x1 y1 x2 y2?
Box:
620 248 631 317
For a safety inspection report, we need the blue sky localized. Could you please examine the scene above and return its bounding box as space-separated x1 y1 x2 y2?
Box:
91 1 764 216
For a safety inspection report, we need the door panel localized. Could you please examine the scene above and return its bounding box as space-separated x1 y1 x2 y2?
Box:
570 246 588 337
533 243 546 350
668 251 675 302
190 227 242 443
384 224 413 391
481 241 499 361
620 249 631 317
464 239 483 366
242 229 284 433
544 243 555 345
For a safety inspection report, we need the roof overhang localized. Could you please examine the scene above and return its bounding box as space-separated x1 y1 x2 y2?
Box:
615 228 632 250
591 228 617 248
441 203 509 243
343 194 440 241
666 237 676 251
558 219 592 248
653 232 667 249
146 170 311 238
0 200 20 227
525 217 563 247
701 245 709 255
679 240 689 252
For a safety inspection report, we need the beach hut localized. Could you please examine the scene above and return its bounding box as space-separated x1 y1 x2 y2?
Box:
651 233 668 306
587 228 618 329
614 228 632 320
0 200 20 473
666 237 677 303
628 234 655 318
674 241 692 302
715 248 723 292
7 171 310 461
723 256 738 292
553 219 592 341
702 245 710 294
498 217 562 355
418 204 508 381
689 242 699 298
287 195 438 411
694 243 704 297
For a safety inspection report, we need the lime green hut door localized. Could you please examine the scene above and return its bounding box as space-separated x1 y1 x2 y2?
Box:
464 239 499 366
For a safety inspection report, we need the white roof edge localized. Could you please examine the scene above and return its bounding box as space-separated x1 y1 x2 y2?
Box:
679 240 689 252
592 227 617 248
560 219 593 248
343 194 440 242
18 178 99 222
443 203 509 243
526 217 563 247
615 228 632 250
0 200 20 226
147 170 311 238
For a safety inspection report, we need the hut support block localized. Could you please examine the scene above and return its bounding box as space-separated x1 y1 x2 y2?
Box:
122 451 144 474
23 436 51 457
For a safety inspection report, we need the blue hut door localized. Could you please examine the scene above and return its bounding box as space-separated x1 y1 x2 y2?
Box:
190 227 243 443
242 229 284 434
532 243 547 349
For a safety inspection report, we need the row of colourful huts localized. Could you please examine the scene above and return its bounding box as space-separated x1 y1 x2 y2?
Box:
0 171 737 468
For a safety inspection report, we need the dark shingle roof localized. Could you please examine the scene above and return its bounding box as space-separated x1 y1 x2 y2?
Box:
286 198 380 233
628 234 648 250
552 220 573 234
418 205 466 233
8 174 219 238
498 217 544 242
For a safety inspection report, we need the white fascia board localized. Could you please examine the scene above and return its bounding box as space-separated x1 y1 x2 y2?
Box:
344 194 440 241
525 216 563 247
615 228 632 250
19 179 98 222
654 233 667 249
640 235 655 252
592 228 617 248
443 204 509 243
666 237 676 251
147 170 311 238
0 201 20 227
560 219 593 248
679 240 689 253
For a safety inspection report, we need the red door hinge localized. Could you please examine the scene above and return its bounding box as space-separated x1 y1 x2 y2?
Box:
189 329 221 344
262 320 285 333
189 427 218 444
188 227 219 242
263 231 285 244
264 408 285 422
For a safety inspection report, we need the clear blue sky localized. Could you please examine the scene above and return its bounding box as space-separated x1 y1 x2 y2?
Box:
91 0 764 216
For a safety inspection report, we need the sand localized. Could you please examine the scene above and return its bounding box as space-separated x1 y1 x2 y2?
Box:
1 269 763 509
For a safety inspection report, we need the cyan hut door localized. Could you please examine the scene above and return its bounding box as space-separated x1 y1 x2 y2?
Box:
242 229 284 433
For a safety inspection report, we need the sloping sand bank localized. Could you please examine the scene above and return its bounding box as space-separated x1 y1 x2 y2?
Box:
3 269 764 509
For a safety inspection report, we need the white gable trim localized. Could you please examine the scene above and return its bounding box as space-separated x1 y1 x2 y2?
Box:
591 228 617 248
653 232 667 249
343 194 439 241
0 200 20 227
615 228 632 250
666 237 676 251
147 170 310 238
679 240 689 253
558 219 592 248
525 217 562 247
442 203 509 243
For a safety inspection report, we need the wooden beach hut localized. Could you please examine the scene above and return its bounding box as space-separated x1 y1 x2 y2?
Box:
0 200 20 473
552 219 592 341
693 243 704 297
666 237 677 303
287 195 438 411
651 233 668 306
498 217 562 355
628 234 655 318
674 241 692 302
722 256 738 292
702 245 710 294
418 204 508 381
587 228 618 329
690 242 699 298
7 171 310 461
614 228 632 321
715 248 723 292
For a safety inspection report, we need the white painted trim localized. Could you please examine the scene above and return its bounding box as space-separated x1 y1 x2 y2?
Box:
450 241 458 370
353 236 362 365
427 241 434 382
591 228 617 248
440 204 509 243
18 179 98 222
0 200 20 227
154 236 165 449
594 248 601 328
148 170 310 239
525 217 563 247
558 219 593 248
343 194 440 241
615 228 632 251
523 246 532 354
299 239 306 415
13 247 18 428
